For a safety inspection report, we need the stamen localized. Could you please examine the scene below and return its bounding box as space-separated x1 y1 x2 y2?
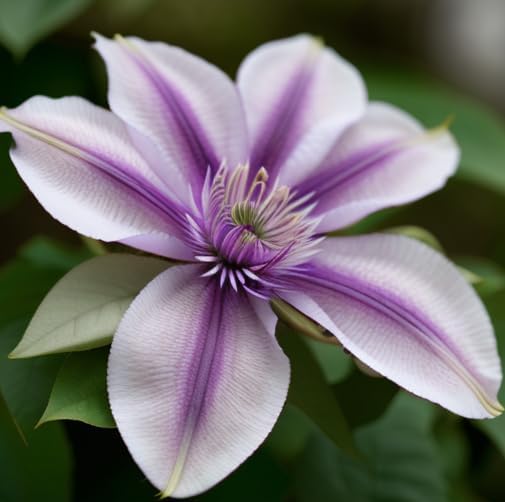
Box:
235 269 246 284
228 270 238 292
194 162 323 286
201 263 222 278
219 267 227 288
195 255 219 262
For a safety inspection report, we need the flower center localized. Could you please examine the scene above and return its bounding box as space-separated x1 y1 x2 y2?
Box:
185 164 321 296
230 201 264 238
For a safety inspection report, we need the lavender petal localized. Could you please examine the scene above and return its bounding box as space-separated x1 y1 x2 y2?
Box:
108 265 289 497
278 234 502 418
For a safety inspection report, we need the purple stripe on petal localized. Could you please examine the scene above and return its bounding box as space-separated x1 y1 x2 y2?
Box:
0 96 194 256
82 149 187 231
277 235 502 418
181 281 226 431
108 265 289 497
287 264 479 384
3 105 188 234
249 67 314 177
121 42 221 178
287 102 459 232
94 34 249 192
293 139 401 205
238 35 367 183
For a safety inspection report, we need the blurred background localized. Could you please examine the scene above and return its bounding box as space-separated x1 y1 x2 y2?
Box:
1 0 505 501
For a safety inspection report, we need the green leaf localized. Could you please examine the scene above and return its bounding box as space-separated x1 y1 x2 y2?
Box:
333 369 398 428
304 337 352 384
266 404 316 463
276 322 358 458
435 418 468 480
0 240 89 438
366 68 505 197
10 254 169 358
0 320 63 440
0 0 93 57
0 259 63 326
39 347 114 428
271 298 352 384
294 393 446 502
0 389 24 443
0 411 72 502
19 236 91 270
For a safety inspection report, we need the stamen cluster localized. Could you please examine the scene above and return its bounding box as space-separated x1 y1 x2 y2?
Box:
185 164 322 297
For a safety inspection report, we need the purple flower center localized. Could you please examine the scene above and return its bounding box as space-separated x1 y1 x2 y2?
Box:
184 164 323 297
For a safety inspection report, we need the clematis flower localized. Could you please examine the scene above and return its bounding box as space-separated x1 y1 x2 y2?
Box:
0 34 502 498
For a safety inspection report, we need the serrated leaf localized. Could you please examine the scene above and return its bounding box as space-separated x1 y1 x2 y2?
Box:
0 0 92 57
10 254 169 358
276 322 358 458
39 347 114 428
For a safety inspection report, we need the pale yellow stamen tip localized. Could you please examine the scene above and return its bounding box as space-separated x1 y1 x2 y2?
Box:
256 166 269 183
428 115 455 136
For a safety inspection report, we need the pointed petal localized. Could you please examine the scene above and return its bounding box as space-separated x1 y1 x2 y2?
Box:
94 33 249 189
289 102 459 232
237 34 366 179
108 265 289 497
0 96 191 260
279 234 502 418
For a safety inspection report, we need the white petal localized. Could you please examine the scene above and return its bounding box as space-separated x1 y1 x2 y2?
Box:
290 102 460 232
108 265 289 497
237 34 366 179
0 96 190 259
94 33 249 189
280 234 502 418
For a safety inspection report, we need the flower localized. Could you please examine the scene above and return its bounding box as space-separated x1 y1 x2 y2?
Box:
0 34 502 498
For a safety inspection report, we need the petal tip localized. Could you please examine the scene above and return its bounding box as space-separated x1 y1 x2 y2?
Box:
0 106 11 124
428 114 455 136
489 400 504 417
309 34 324 48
